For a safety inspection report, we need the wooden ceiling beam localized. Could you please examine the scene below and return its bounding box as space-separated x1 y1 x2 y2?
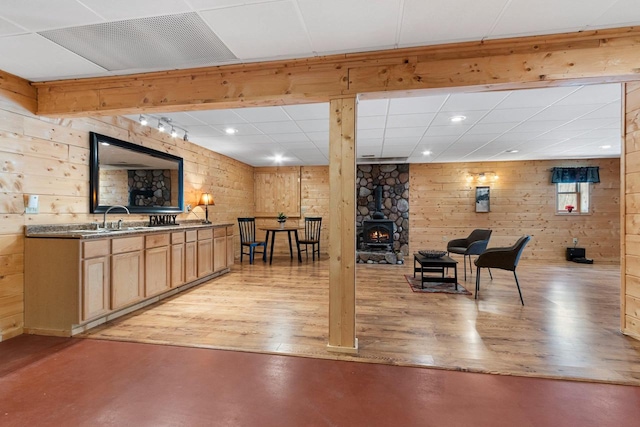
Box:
33 26 640 117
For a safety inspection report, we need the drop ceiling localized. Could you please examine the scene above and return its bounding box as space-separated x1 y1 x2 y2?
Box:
0 0 636 166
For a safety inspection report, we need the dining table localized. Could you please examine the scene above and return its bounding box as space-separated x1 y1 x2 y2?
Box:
259 226 303 265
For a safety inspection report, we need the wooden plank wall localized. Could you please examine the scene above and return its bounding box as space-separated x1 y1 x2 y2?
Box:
0 92 254 341
253 166 330 257
410 159 620 262
623 82 640 338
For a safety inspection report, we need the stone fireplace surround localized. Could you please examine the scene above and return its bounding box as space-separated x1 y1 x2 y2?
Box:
356 164 409 264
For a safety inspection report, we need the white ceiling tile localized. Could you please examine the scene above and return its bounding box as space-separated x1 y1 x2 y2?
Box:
554 83 621 106
384 127 425 138
160 112 207 126
386 113 435 128
0 34 106 80
381 147 413 157
589 0 640 27
234 106 290 122
481 108 541 123
555 119 618 132
270 133 310 143
580 103 621 120
383 138 420 147
357 116 386 130
212 123 264 135
0 0 104 31
225 134 273 144
187 109 246 124
490 0 613 37
529 105 602 122
510 120 565 133
388 94 449 114
283 103 329 120
186 125 222 137
431 111 486 126
357 138 384 147
400 0 509 45
495 86 580 109
467 122 519 135
199 1 312 59
298 0 400 53
253 121 301 134
296 119 328 133
80 0 192 20
424 125 472 137
358 99 389 116
306 132 329 143
0 17 26 36
440 92 510 112
358 128 385 139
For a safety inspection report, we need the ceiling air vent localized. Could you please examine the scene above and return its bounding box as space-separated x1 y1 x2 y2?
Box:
357 156 408 164
39 12 237 72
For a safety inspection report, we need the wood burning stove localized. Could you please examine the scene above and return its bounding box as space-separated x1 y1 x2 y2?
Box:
362 219 394 249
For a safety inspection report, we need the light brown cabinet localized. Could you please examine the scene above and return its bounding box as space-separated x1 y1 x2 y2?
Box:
226 225 235 267
197 229 214 278
25 224 232 337
145 234 170 297
213 227 226 272
170 232 185 288
82 256 110 321
111 236 144 310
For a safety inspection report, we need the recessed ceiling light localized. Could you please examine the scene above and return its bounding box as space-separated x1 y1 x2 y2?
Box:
273 154 284 163
225 127 238 135
100 142 109 146
422 150 432 155
600 145 612 149
505 149 519 153
450 115 466 123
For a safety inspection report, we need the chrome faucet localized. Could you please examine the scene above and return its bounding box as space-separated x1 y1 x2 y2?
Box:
103 205 130 228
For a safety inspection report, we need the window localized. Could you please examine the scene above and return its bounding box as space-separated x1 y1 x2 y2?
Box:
556 182 590 214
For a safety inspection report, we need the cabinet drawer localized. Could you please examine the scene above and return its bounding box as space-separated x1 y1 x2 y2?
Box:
171 231 185 244
83 239 109 258
198 229 213 240
186 230 197 242
112 236 144 254
146 233 170 248
226 225 234 236
214 227 226 238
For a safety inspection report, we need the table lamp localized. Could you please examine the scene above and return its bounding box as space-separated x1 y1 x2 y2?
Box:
200 193 214 224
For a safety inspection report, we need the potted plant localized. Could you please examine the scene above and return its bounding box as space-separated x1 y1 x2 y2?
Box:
277 212 287 228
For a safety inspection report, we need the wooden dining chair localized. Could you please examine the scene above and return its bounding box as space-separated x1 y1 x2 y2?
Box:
237 218 266 264
299 217 322 261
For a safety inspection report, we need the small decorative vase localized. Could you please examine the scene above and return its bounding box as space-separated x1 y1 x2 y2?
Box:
567 208 573 213
278 220 286 229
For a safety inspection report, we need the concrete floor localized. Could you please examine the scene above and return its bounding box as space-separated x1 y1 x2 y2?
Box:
1 335 639 426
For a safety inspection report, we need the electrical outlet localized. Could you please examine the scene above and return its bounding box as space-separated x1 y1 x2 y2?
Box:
186 204 192 212
572 237 578 245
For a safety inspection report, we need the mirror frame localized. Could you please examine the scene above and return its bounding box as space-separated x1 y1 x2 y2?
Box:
89 132 184 214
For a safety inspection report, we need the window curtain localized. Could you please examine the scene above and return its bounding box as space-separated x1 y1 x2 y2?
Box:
551 167 600 183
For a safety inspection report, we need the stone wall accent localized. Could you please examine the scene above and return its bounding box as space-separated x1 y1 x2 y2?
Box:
357 164 409 254
128 169 172 206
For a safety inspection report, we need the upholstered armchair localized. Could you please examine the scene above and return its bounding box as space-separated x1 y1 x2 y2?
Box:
474 235 531 305
447 229 493 280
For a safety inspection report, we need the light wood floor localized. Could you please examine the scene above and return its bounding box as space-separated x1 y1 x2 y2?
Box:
82 256 640 385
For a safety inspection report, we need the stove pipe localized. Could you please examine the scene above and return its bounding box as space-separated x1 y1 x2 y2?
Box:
372 186 384 219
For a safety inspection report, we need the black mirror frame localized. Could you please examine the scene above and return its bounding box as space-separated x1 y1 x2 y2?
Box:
89 132 184 214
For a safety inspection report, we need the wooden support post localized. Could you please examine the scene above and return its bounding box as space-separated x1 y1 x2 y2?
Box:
327 96 358 354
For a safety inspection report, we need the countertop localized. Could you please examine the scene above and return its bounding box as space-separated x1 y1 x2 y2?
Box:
25 220 234 239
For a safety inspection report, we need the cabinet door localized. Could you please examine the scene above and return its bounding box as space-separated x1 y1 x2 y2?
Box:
226 235 234 267
171 243 185 288
214 236 226 272
111 251 144 310
82 256 110 321
146 246 170 297
197 238 214 278
185 241 197 282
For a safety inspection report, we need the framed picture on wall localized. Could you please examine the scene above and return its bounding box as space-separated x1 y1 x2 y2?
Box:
475 186 490 213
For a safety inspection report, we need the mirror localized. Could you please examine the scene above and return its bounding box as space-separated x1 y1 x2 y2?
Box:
90 132 184 214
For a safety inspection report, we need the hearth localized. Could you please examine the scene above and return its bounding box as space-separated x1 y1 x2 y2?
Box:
362 219 394 250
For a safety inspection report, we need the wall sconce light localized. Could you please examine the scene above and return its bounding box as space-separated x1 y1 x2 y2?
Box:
199 193 214 224
466 172 499 182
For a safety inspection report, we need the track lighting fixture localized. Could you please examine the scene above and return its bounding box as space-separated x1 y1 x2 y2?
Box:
139 115 147 126
158 121 165 132
143 115 188 139
183 132 189 142
171 127 177 138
